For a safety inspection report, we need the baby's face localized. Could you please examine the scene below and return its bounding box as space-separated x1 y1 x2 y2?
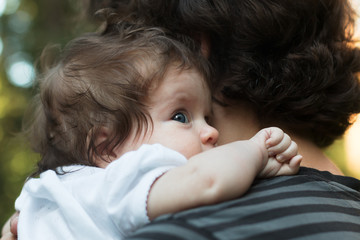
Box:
114 66 218 159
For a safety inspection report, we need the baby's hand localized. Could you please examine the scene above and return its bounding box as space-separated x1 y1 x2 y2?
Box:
1 212 18 240
252 127 302 178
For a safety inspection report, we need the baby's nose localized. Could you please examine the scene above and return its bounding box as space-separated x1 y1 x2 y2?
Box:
201 124 219 147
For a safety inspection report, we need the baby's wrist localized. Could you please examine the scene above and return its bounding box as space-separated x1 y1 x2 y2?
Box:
248 138 269 174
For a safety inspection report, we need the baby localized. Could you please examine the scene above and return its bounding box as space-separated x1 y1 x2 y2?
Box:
15 20 302 240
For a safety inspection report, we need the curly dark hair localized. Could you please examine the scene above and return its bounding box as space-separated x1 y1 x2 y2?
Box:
92 0 360 147
219 0 360 147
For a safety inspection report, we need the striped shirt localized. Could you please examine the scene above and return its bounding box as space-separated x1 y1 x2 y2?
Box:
127 167 360 239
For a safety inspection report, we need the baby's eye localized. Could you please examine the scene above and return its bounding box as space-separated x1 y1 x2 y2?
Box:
171 112 189 123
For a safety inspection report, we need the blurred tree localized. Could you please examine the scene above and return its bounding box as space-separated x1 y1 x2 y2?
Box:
0 0 96 225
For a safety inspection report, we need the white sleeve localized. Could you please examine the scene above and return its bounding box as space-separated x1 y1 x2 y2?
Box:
102 144 187 235
15 144 187 240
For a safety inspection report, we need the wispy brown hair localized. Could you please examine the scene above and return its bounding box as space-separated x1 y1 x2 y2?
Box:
25 13 211 176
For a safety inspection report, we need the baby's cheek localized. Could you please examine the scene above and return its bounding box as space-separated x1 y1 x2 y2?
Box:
180 144 204 159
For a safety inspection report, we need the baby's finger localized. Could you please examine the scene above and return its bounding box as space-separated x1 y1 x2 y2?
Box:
275 141 299 162
289 154 303 168
267 133 291 156
276 154 303 176
265 127 284 148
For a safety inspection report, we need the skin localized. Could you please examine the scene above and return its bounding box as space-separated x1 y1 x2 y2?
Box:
1 66 302 239
107 67 218 161
2 37 342 240
97 66 301 220
0 85 336 239
2 11 345 239
204 33 343 176
0 218 14 240
212 100 343 175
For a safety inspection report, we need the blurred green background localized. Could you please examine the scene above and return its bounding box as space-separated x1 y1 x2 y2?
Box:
0 0 98 226
0 0 359 228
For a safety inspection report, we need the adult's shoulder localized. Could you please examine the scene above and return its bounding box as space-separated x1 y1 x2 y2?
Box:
297 167 360 191
127 167 360 239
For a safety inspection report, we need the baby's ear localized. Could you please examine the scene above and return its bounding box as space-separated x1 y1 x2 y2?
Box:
87 127 117 168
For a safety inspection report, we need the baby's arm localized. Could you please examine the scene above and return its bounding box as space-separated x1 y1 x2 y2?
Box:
147 127 302 220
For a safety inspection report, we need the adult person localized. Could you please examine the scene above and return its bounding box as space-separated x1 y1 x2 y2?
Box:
2 0 360 239
108 0 360 239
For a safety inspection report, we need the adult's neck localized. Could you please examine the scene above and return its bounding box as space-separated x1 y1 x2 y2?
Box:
292 135 344 175
212 101 344 175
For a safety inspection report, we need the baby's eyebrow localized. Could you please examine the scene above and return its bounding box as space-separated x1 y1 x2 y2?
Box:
153 94 189 111
171 92 195 103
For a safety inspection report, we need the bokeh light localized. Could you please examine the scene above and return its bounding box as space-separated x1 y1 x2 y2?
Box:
0 0 94 225
5 52 35 88
7 10 32 34
3 0 20 16
0 37 3 55
0 0 6 16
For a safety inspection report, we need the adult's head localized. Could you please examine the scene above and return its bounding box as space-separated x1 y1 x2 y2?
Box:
96 0 360 148
26 18 211 175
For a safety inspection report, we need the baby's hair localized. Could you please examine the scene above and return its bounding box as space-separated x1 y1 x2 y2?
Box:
25 12 211 176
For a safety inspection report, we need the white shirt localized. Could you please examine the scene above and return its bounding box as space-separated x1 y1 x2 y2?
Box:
15 144 187 240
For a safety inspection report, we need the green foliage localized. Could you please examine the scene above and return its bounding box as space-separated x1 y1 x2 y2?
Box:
0 0 96 226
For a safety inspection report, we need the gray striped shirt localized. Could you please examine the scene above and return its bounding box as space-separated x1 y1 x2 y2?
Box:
127 167 360 239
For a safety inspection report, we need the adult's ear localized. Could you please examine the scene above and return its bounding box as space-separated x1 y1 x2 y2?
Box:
87 127 117 168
